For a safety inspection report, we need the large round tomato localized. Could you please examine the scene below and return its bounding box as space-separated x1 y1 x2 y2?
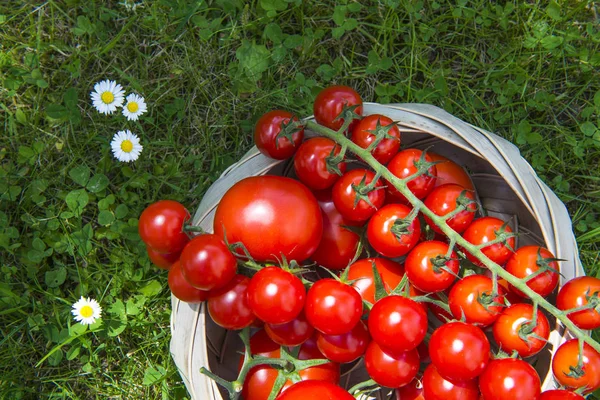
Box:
167 260 209 303
479 358 541 400
422 363 479 400
254 110 304 160
552 339 600 393
305 279 362 335
429 321 490 382
347 258 405 304
448 275 506 327
313 85 363 131
207 274 255 329
213 176 323 262
556 276 600 330
367 204 421 258
386 149 437 203
147 246 179 270
365 341 420 388
179 234 237 291
350 114 401 164
139 200 190 254
461 217 515 267
316 321 370 363
332 169 386 222
265 310 314 347
428 153 474 190
539 390 585 400
276 381 353 400
405 240 459 293
294 137 346 190
492 303 549 358
505 246 559 298
423 184 476 234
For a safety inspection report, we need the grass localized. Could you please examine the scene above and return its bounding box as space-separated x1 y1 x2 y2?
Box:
0 0 599 398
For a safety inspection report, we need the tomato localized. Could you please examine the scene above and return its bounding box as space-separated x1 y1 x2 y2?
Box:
367 204 421 258
386 149 437 203
365 341 420 388
350 114 401 164
552 339 600 393
347 258 405 304
294 137 347 190
207 274 255 329
310 190 361 270
556 276 600 330
461 217 515 267
405 240 459 293
265 310 314 347
423 184 476 234
313 85 363 131
213 176 322 262
479 358 541 400
368 295 428 353
276 381 353 400
167 260 209 303
316 321 370 363
422 363 479 400
179 234 236 291
492 303 549 358
332 169 386 222
254 110 304 160
539 390 585 400
428 153 474 190
147 246 179 270
395 379 424 400
505 246 560 298
139 200 190 254
448 275 506 327
305 278 363 335
429 321 490 382
247 267 306 325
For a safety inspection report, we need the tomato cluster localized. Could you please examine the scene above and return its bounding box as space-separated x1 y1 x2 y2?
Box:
138 85 600 400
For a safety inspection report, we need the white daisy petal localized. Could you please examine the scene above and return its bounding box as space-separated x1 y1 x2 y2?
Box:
110 130 143 162
122 93 148 121
90 79 126 114
71 296 102 326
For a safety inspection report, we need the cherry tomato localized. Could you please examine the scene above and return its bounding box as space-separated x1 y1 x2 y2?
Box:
254 110 304 160
479 358 541 400
276 381 353 400
207 274 255 329
492 303 550 358
405 240 459 293
423 184 476 234
265 310 314 347
347 258 405 304
461 217 515 267
365 341 420 388
313 85 363 131
539 390 585 400
422 363 479 400
305 278 363 335
350 114 401 164
556 276 600 330
428 153 474 190
139 200 190 254
316 321 370 363
505 246 560 298
294 137 346 190
448 275 506 327
332 169 386 222
247 267 306 325
367 204 421 258
179 234 237 291
147 246 179 270
167 260 209 303
213 176 323 262
395 379 424 400
386 149 437 203
552 339 600 393
429 321 490 382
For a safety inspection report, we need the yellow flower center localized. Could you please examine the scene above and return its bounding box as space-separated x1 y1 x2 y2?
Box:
101 91 115 104
121 140 134 153
127 102 139 113
80 305 94 318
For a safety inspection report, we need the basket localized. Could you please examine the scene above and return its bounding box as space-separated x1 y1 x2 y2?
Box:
169 103 586 399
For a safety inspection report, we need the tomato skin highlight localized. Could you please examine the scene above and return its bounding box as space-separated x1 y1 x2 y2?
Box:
386 149 437 203
405 240 459 293
461 216 515 267
448 274 506 327
505 245 560 298
139 200 190 254
350 114 401 164
479 358 541 400
167 260 209 303
254 110 304 160
367 203 421 258
305 279 363 335
428 153 474 190
207 274 255 330
552 338 600 394
276 381 354 400
179 234 237 291
347 258 405 304
364 341 420 388
556 276 600 330
423 183 476 234
332 169 386 222
264 310 314 347
422 364 479 400
316 321 370 363
294 137 346 190
538 390 585 400
147 246 179 270
492 303 549 358
313 85 363 131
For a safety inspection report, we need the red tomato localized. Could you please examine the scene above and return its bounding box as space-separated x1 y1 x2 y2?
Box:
386 149 437 203
138 200 190 254
247 267 306 325
552 339 600 393
147 246 179 270
539 390 585 400
276 381 353 400
367 204 421 258
461 217 515 267
429 321 490 382
167 260 209 303
213 176 323 262
556 276 600 330
479 358 541 400
305 279 363 335
313 85 363 131
294 137 347 190
428 153 474 190
368 295 428 353
423 184 476 234
332 169 386 222
505 246 560 298
492 303 549 358
265 310 314 347
365 341 420 388
347 258 405 304
395 379 424 400
179 234 237 291
316 321 370 363
350 114 401 164
422 363 479 400
207 274 255 329
405 240 459 293
254 110 304 160
448 275 506 327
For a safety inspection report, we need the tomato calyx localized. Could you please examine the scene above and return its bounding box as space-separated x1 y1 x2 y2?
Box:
519 248 564 284
408 149 440 180
364 119 399 152
479 220 517 251
325 144 346 176
444 190 479 220
516 302 549 344
429 254 460 277
390 206 420 239
350 171 384 209
275 118 304 149
332 103 362 132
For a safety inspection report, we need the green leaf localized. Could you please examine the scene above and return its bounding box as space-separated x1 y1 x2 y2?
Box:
65 189 89 215
48 348 63 366
594 90 600 108
316 64 336 81
138 280 163 297
64 88 78 110
545 1 561 20
331 26 345 39
46 104 68 119
283 34 303 49
98 210 115 226
45 267 67 288
15 108 26 124
143 365 167 385
69 166 90 187
114 204 129 219
98 194 116 210
541 35 563 50
260 0 287 11
32 237 46 251
66 346 81 361
580 121 597 137
106 299 127 337
264 23 283 44
235 40 271 82
86 174 109 193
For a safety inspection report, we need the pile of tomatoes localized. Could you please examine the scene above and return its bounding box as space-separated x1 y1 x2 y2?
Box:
138 85 600 400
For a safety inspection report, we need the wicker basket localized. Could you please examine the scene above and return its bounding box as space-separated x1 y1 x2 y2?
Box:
170 103 586 400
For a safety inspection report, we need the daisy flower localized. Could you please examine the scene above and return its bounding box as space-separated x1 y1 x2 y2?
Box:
110 130 143 162
90 79 125 114
71 297 102 325
122 93 147 121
